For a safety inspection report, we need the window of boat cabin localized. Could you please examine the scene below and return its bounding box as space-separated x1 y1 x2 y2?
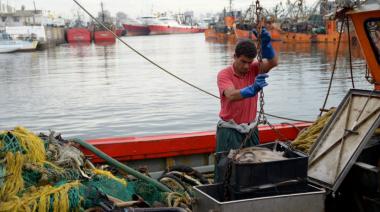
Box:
365 19 380 64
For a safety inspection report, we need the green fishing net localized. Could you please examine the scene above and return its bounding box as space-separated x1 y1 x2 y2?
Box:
0 128 170 211
0 132 25 154
130 179 166 205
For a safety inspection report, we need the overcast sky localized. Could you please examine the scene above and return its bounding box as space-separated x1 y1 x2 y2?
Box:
6 0 314 18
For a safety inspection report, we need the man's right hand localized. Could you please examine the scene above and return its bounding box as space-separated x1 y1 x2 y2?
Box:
240 74 269 98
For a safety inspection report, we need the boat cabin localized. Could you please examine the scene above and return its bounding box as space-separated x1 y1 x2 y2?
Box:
347 0 380 90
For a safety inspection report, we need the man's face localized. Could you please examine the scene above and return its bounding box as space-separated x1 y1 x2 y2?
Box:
234 55 254 75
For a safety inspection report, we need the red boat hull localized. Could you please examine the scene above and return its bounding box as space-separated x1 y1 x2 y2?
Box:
94 31 116 43
115 29 126 37
149 25 203 35
123 24 150 36
84 122 311 163
235 28 282 41
66 28 91 43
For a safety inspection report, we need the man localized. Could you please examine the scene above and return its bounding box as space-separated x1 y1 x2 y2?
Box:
216 28 278 154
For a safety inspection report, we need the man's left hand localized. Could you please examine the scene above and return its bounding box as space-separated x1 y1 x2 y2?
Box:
252 27 275 60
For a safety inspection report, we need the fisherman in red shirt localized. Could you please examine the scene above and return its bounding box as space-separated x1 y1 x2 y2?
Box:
215 29 278 180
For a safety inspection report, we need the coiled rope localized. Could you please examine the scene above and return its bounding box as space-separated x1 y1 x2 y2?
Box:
291 108 336 153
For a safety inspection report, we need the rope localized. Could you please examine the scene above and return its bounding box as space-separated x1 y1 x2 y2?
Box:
72 0 313 124
0 181 81 212
0 152 25 201
166 192 191 211
11 126 46 164
92 168 128 187
346 16 355 88
319 17 345 117
291 108 335 153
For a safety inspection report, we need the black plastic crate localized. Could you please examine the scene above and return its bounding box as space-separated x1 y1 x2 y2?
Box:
215 142 308 192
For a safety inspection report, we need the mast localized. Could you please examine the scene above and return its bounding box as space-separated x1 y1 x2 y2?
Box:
33 0 36 25
101 2 105 23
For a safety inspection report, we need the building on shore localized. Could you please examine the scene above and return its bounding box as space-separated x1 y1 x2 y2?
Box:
0 4 66 48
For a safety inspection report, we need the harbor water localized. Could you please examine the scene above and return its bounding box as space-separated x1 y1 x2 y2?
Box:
0 33 371 139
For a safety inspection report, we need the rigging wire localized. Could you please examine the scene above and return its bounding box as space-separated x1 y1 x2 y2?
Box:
346 16 355 88
72 0 313 123
319 17 345 117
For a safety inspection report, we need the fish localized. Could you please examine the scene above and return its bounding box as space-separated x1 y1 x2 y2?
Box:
229 147 288 164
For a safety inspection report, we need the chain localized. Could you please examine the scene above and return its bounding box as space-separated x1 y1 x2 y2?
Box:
254 0 290 144
223 160 233 201
255 0 266 125
222 0 291 199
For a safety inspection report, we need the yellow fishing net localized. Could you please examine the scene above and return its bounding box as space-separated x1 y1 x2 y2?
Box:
0 126 133 211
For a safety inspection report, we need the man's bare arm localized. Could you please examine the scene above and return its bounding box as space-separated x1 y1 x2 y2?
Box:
223 87 244 101
260 54 279 73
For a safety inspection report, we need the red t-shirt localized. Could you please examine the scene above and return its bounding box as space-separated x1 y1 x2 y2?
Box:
217 62 259 124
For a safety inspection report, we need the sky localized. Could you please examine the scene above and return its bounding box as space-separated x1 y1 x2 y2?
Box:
5 0 315 19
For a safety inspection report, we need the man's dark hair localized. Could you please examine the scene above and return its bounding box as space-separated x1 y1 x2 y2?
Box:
235 39 257 59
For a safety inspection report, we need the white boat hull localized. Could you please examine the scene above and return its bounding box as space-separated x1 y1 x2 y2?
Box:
0 40 38 53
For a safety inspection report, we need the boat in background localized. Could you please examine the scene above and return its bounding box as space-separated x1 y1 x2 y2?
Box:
93 2 116 44
66 15 92 43
123 17 153 36
148 16 203 35
94 29 115 44
198 18 214 30
0 32 38 53
281 19 356 43
234 24 282 41
204 9 238 43
115 21 127 37
277 0 357 43
66 28 91 43
233 4 282 42
115 29 125 37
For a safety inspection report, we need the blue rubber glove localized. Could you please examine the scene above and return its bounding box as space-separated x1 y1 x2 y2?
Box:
252 27 275 60
240 74 269 98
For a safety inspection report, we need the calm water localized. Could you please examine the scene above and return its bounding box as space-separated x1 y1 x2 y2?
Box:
0 33 371 139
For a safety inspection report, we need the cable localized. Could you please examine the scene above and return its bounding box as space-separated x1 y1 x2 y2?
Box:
346 16 355 88
72 0 313 123
319 17 345 117
72 0 219 99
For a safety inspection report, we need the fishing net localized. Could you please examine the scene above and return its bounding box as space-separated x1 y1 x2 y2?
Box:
0 126 175 211
0 132 26 154
131 179 167 205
